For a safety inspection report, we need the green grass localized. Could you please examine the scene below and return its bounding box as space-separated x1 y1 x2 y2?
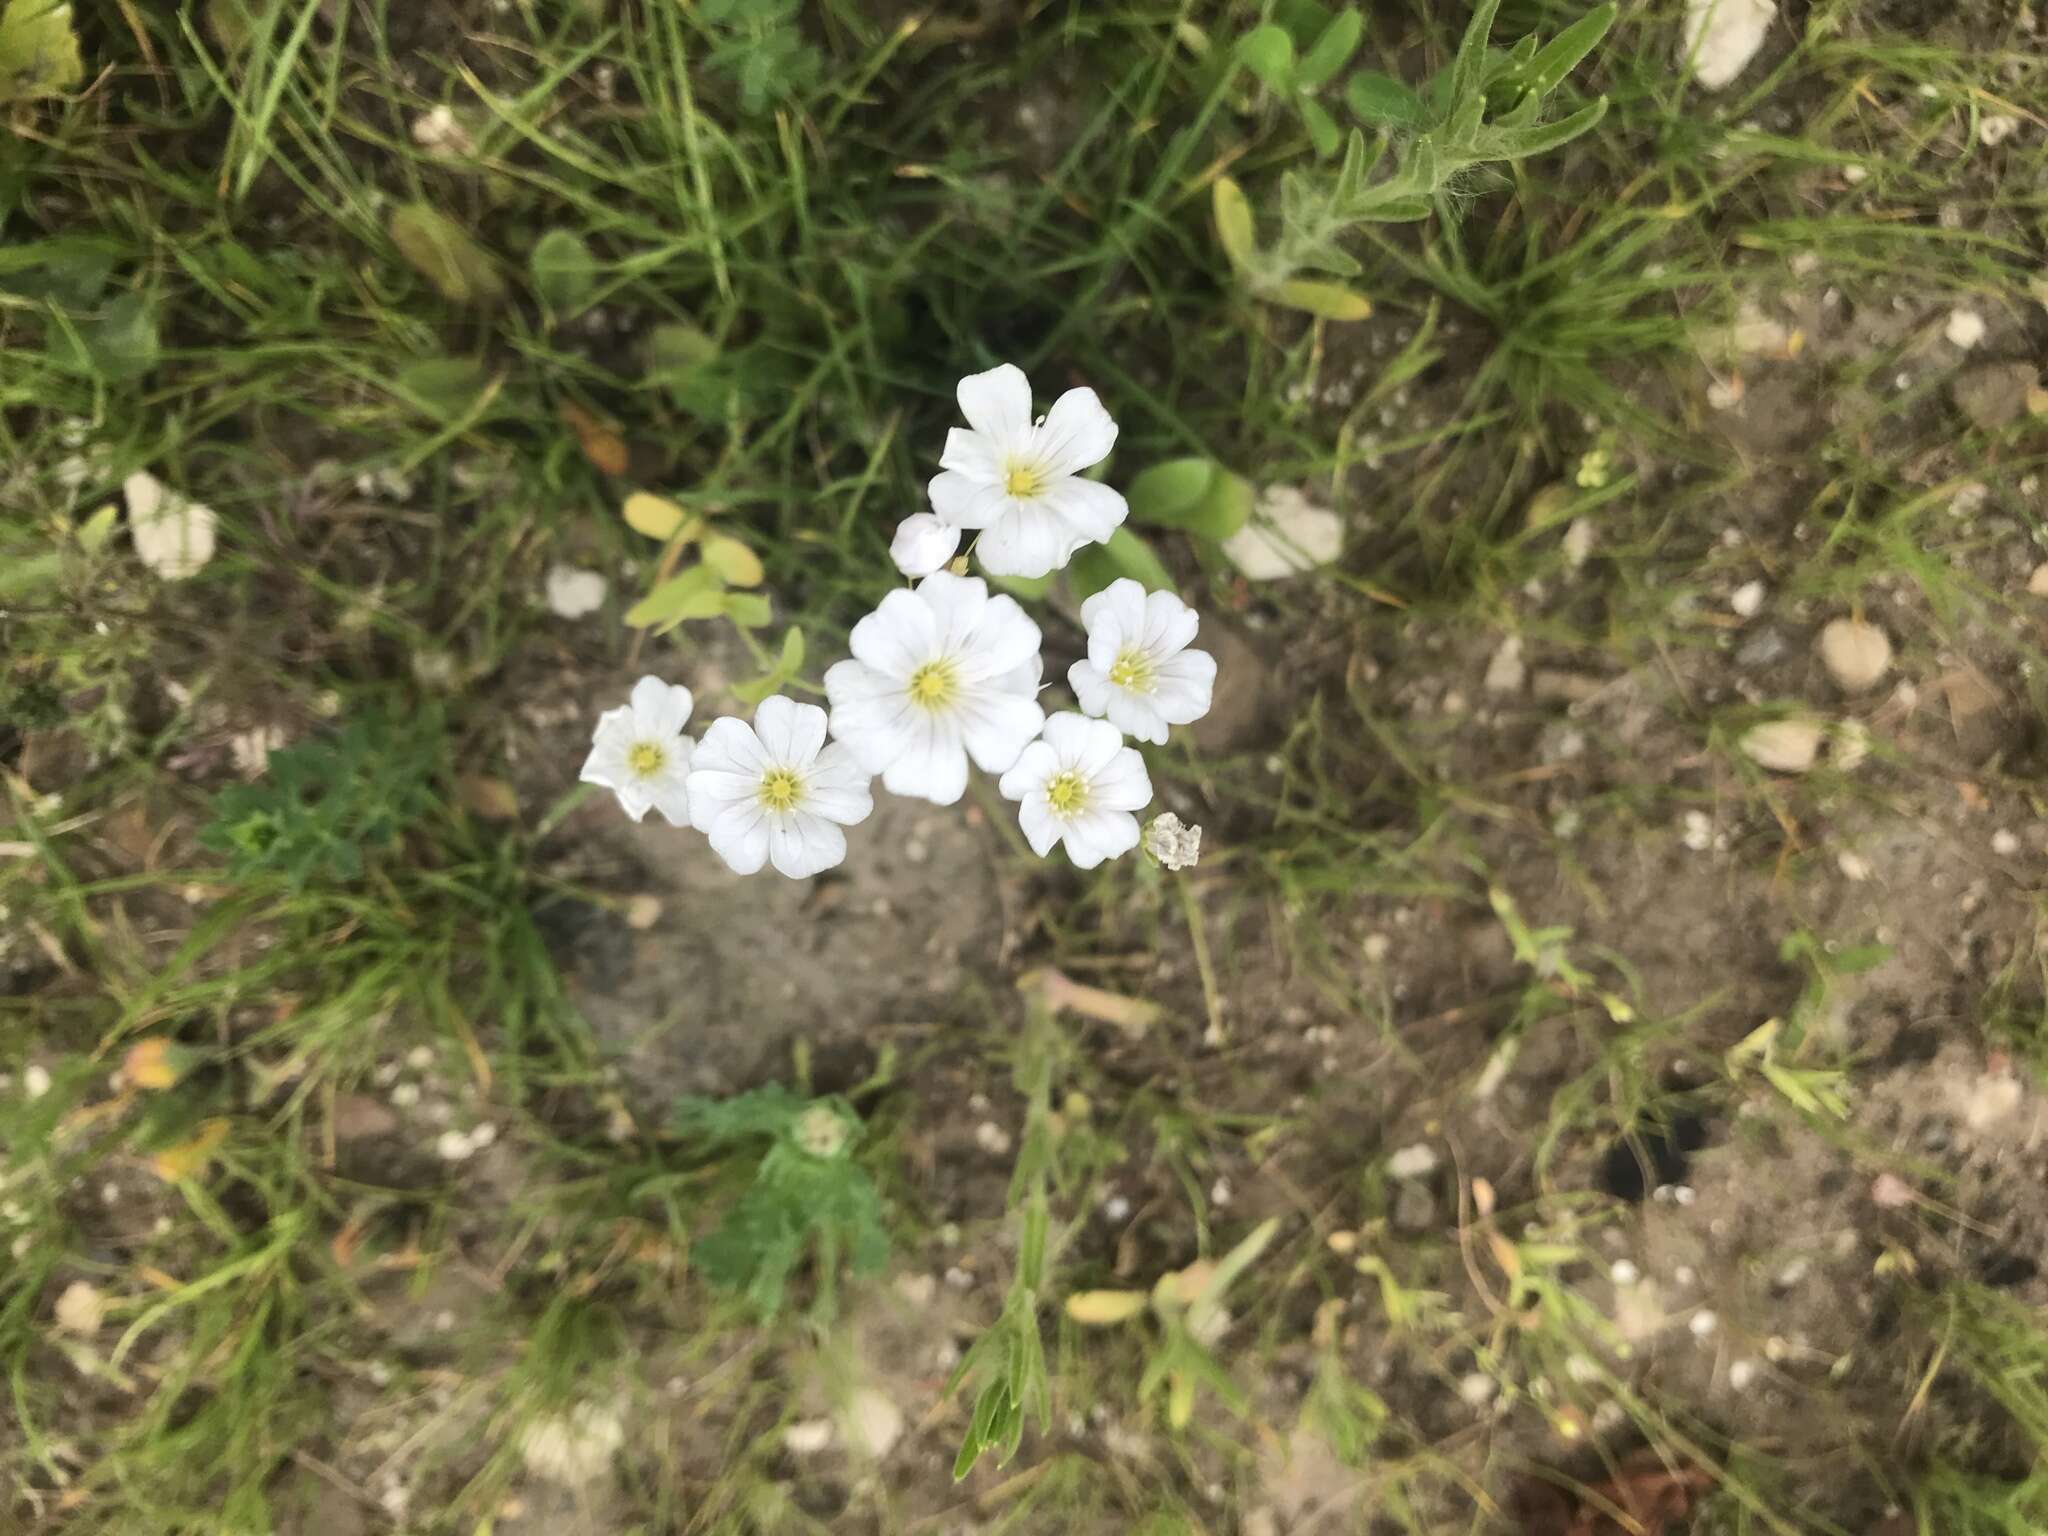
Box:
7 0 2048 1530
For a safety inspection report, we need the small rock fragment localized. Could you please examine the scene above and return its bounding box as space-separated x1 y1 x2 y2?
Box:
1728 1358 1760 1391
1870 1172 1915 1209
1816 618 1892 692
783 1419 835 1455
545 565 608 619
839 1388 904 1459
1992 828 2020 856
1682 0 1776 92
1391 1181 1437 1234
1386 1143 1440 1181
1730 579 1767 618
519 1404 624 1487
1562 517 1596 569
1951 362 2037 430
1740 719 1823 773
1979 114 2019 147
54 1280 107 1336
1837 850 1871 882
1222 487 1344 579
1944 308 1987 350
1483 635 1527 694
2030 563 2048 597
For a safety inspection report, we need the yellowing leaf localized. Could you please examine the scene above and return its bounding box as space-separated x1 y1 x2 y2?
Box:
0 0 83 105
1272 279 1373 321
456 773 520 821
1212 176 1257 275
1065 1289 1150 1325
150 1118 230 1183
699 533 764 587
622 492 691 541
559 401 627 476
122 1039 188 1091
388 203 506 306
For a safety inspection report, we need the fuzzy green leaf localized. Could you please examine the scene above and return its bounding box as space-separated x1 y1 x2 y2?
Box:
1299 97 1342 158
1293 10 1363 89
1272 278 1373 320
530 228 598 316
1236 24 1294 89
721 590 772 628
1345 70 1426 128
1520 4 1615 100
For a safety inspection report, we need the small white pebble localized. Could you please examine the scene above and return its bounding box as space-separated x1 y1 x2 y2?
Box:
1673 1185 1698 1207
1842 164 1868 185
1210 1177 1233 1208
1690 1309 1719 1338
1837 851 1871 882
1565 1354 1601 1384
435 1129 476 1163
1610 1260 1641 1285
23 1064 50 1099
1457 1372 1496 1407
1386 1143 1441 1181
100 1182 119 1206
152 1215 172 1237
973 1121 1012 1156
1362 933 1391 964
1979 113 2020 147
1945 308 1987 349
1730 579 1767 618
432 1309 455 1332
390 1082 421 1108
1101 1195 1131 1223
1992 829 2021 856
468 1122 497 1149
783 1418 834 1455
1728 1358 1760 1391
1682 810 1714 852
1672 1265 1698 1287
406 1046 435 1071
1774 1257 1810 1288
944 1266 974 1291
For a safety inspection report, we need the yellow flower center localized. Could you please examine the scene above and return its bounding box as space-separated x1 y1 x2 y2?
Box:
907 658 959 710
758 767 802 813
1004 460 1044 498
1044 770 1089 817
627 741 667 778
1108 647 1155 693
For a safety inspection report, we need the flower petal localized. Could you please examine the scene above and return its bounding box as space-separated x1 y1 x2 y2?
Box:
1152 649 1217 725
1017 796 1062 857
1104 692 1169 746
999 740 1059 802
880 716 970 804
802 743 876 825
1090 747 1153 812
977 502 1075 578
928 467 1011 529
1031 387 1118 477
1063 808 1140 869
956 364 1033 446
768 812 846 879
1069 659 1114 720
630 676 694 738
960 591 1042 679
647 769 693 828
937 427 1004 480
1037 475 1128 546
691 717 769 780
705 805 772 874
848 589 940 677
957 690 1046 775
915 570 988 651
1036 712 1098 766
753 695 826 766
1141 591 1200 655
890 513 961 578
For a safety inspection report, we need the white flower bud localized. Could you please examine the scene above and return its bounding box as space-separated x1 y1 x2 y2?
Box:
888 513 962 578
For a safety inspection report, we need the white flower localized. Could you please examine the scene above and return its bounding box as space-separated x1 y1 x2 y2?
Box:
545 564 608 618
997 712 1152 869
687 696 874 878
889 512 961 578
824 571 1045 804
125 471 217 580
580 676 696 826
927 363 1126 578
1067 579 1215 746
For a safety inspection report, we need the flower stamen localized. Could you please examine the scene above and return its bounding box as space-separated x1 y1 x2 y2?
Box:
1044 770 1090 818
1107 647 1155 693
758 766 803 813
1003 460 1044 499
627 741 667 778
907 659 960 710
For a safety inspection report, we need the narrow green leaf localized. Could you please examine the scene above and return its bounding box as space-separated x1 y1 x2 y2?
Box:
778 626 805 671
1478 95 1609 160
1293 10 1363 89
1211 176 1257 275
46 291 159 381
1345 70 1426 128
1449 0 1503 106
1522 4 1615 100
530 228 598 316
1235 24 1294 89
1299 98 1341 158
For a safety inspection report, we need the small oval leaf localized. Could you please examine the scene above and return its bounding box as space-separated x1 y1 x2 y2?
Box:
1065 1290 1151 1326
622 492 689 541
1211 177 1258 275
531 228 598 316
1236 24 1294 88
388 202 505 306
1272 278 1374 321
1069 527 1175 600
623 564 724 629
700 532 764 587
1127 458 1217 527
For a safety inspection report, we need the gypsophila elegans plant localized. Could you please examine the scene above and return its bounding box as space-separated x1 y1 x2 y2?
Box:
1214 0 1617 319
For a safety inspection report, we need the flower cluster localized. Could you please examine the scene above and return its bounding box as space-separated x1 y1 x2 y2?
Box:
581 365 1215 877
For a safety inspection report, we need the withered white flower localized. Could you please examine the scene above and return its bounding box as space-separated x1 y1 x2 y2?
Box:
1068 579 1215 746
579 676 696 826
125 471 217 581
888 512 961 578
998 712 1152 869
927 364 1126 578
687 696 874 878
1142 812 1202 871
824 571 1045 804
